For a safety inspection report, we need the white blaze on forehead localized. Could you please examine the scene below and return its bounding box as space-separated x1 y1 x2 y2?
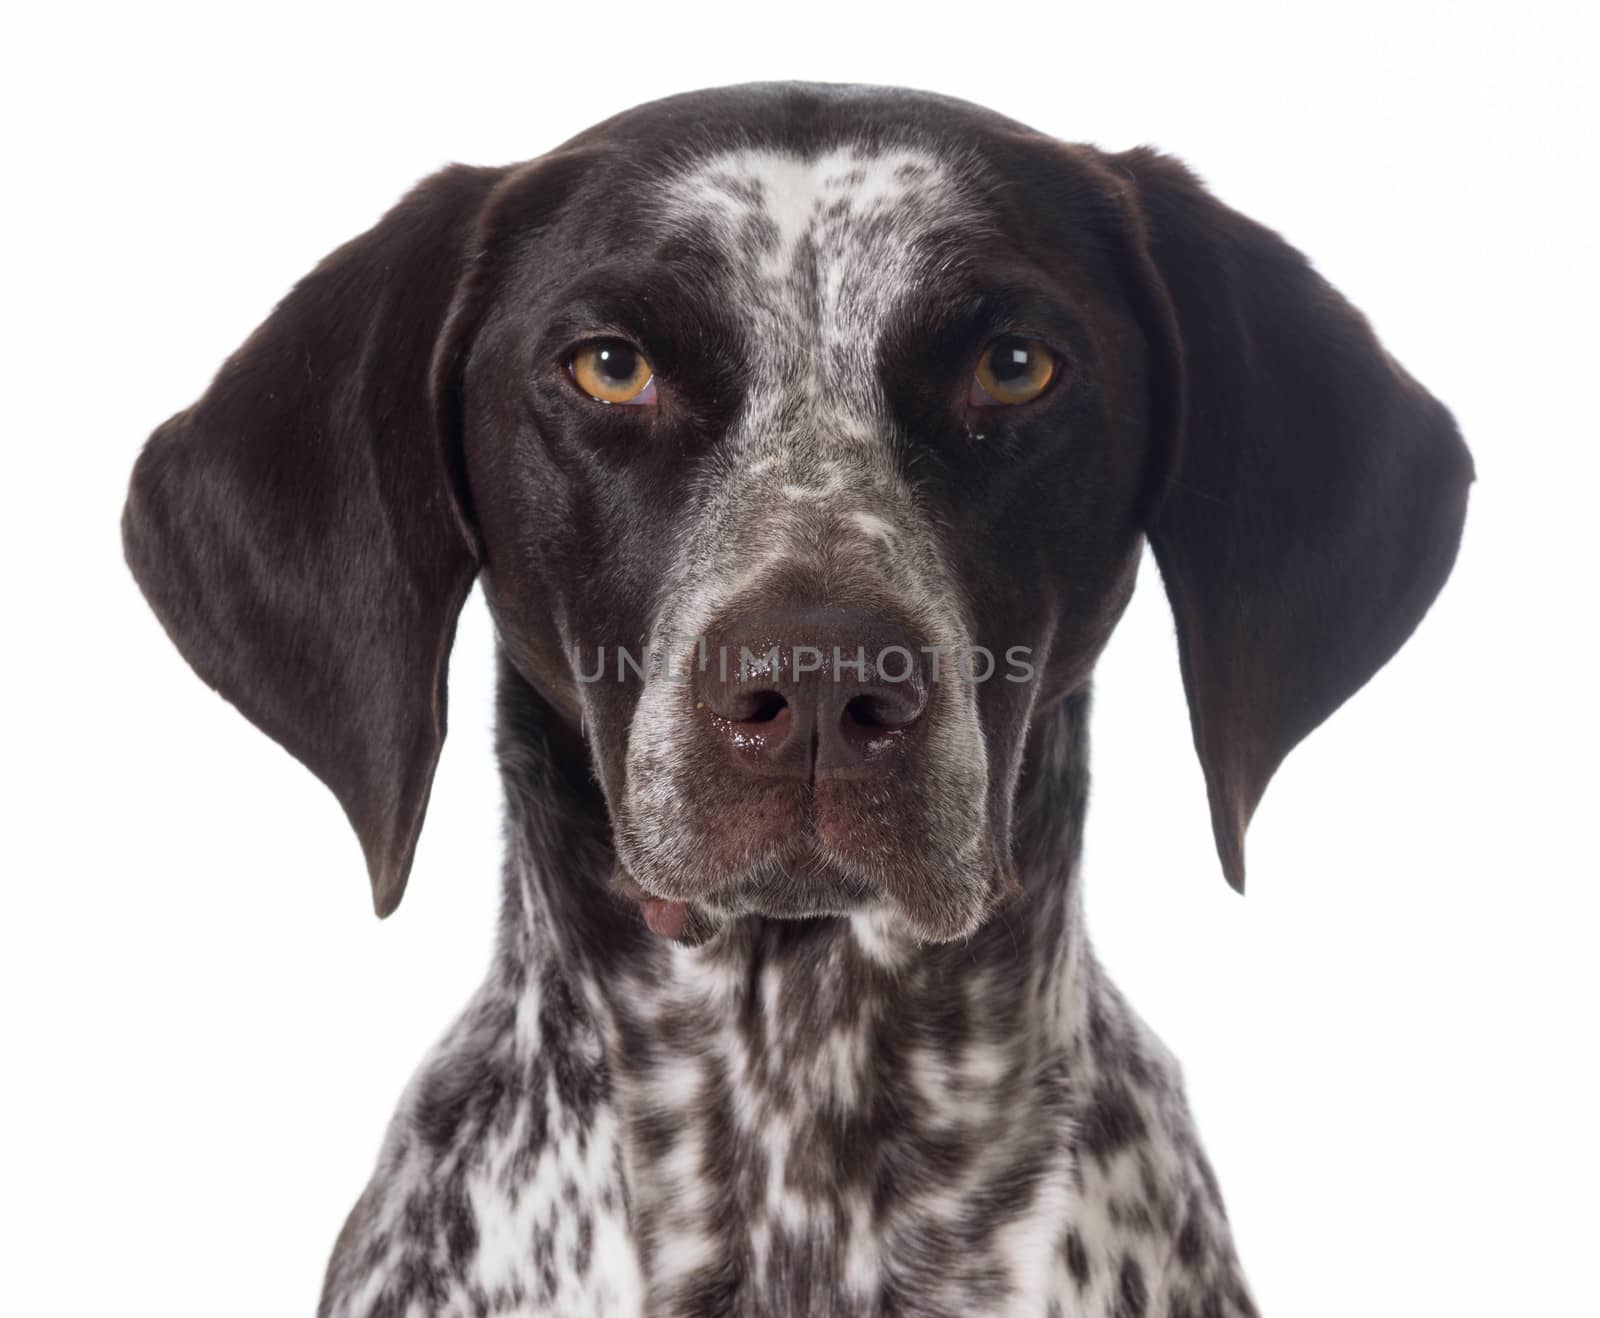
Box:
656 144 983 419
666 144 974 282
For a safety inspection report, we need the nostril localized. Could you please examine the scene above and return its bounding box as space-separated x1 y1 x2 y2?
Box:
742 690 789 724
843 694 891 730
699 682 804 774
842 690 922 733
713 689 789 724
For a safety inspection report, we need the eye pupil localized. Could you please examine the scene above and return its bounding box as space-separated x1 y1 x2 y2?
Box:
596 343 637 382
991 344 1033 382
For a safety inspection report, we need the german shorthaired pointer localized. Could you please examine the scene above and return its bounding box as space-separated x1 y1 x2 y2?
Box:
123 83 1472 1316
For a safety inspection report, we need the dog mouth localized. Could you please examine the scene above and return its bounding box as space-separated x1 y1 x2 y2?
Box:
612 838 879 941
612 717 1007 945
612 826 1000 946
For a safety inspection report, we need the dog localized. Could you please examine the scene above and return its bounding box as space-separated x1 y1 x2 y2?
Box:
122 81 1473 1317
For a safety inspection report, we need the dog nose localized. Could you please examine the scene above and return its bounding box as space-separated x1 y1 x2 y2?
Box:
693 605 930 780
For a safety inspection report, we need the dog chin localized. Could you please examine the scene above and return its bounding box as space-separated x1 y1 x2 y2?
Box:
700 862 880 921
617 848 993 946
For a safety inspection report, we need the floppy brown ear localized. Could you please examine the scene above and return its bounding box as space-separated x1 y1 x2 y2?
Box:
122 163 509 916
1104 147 1474 890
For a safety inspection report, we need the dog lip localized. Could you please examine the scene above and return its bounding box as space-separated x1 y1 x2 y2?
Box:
610 867 692 939
640 898 688 938
613 829 994 944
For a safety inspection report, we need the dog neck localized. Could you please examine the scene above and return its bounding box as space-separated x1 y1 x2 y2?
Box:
450 657 1195 1308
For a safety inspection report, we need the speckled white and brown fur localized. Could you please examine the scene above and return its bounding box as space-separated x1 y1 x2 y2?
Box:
318 139 1259 1317
320 689 1255 1318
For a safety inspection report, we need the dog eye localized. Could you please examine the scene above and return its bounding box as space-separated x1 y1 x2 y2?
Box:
970 337 1057 407
568 340 657 405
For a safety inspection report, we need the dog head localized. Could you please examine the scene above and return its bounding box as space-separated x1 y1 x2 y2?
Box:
123 83 1472 943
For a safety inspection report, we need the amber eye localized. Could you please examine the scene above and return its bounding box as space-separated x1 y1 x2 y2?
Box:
970 337 1057 406
568 339 656 405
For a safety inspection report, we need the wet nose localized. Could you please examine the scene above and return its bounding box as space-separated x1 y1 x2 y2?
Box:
693 605 930 780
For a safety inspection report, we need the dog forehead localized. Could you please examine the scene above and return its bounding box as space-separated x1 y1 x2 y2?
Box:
645 144 986 448
663 147 977 323
659 141 969 227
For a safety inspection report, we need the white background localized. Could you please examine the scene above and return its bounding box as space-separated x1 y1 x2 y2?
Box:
3 3 1596 1314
